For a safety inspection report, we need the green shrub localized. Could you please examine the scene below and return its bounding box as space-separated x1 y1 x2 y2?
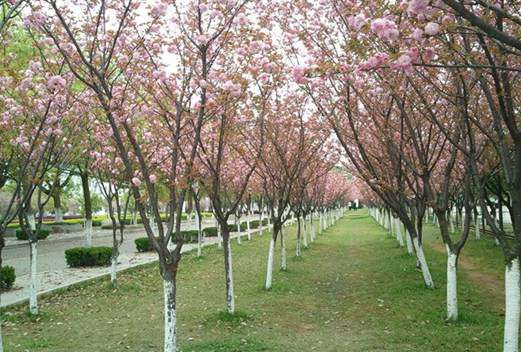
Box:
239 221 260 231
261 218 269 226
203 227 218 237
135 237 154 252
92 220 102 227
172 230 200 243
0 266 15 290
65 247 112 267
15 229 50 241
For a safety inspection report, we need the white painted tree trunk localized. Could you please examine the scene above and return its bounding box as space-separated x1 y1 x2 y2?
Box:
446 247 458 321
504 258 520 352
29 241 38 315
281 231 287 271
237 225 242 245
55 208 63 222
84 219 93 248
475 216 481 240
246 219 251 240
303 217 309 248
395 218 404 247
225 240 235 313
265 238 275 289
405 229 414 255
163 278 177 352
412 237 435 288
196 212 202 257
310 219 315 242
0 318 3 352
111 255 117 287
217 223 222 249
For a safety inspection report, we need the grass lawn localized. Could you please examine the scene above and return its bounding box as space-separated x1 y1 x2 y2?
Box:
2 210 506 351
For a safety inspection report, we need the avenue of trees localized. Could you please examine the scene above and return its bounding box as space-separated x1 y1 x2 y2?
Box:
1 1 521 352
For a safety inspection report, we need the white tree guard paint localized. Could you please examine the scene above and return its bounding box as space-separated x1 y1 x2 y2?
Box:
225 240 235 313
111 255 117 286
504 258 520 352
265 238 275 289
85 219 93 248
28 213 36 231
446 247 458 321
163 279 177 352
310 220 316 242
412 237 434 288
196 212 202 257
0 319 3 352
247 219 252 240
29 242 38 315
475 217 481 240
303 217 309 248
395 218 404 247
281 233 287 271
237 225 242 245
405 229 414 255
217 223 223 249
55 207 63 222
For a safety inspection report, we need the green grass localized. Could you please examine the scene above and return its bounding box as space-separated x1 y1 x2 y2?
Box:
2 210 507 351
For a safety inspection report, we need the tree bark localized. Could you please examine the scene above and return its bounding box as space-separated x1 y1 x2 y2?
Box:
163 273 177 352
222 231 235 313
504 258 520 352
80 171 93 247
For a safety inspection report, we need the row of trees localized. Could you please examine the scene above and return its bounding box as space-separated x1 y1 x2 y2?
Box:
0 1 354 352
284 1 521 351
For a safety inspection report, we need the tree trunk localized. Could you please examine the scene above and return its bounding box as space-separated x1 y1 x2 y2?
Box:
395 218 405 247
446 248 458 321
111 254 118 287
163 274 177 352
412 237 435 288
296 217 302 257
54 191 63 222
504 258 520 352
80 171 93 247
265 237 275 290
280 228 287 271
475 214 481 240
303 215 308 248
29 241 38 315
405 229 414 255
222 232 235 313
246 218 251 240
310 216 315 242
196 211 202 258
217 221 222 249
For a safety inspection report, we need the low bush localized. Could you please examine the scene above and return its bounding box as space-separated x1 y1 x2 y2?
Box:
239 221 260 231
0 266 15 290
135 237 154 252
15 229 50 241
91 220 102 227
203 226 218 237
65 247 112 267
172 230 200 243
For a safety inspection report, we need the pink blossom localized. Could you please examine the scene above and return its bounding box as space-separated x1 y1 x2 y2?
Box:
132 177 142 187
149 174 157 183
370 18 399 42
47 75 66 91
424 22 440 36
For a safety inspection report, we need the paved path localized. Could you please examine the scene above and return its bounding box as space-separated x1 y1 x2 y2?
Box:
2 215 277 308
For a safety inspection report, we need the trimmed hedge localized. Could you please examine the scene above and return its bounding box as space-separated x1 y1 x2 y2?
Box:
0 266 15 290
135 237 154 252
135 230 202 252
203 224 239 236
65 247 112 267
239 220 262 231
15 229 50 241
